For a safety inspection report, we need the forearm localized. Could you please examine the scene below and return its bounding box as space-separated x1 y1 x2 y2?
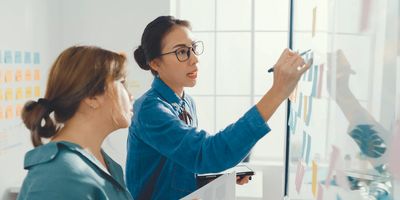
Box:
256 87 287 122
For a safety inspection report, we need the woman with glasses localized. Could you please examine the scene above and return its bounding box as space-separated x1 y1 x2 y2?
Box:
126 16 309 200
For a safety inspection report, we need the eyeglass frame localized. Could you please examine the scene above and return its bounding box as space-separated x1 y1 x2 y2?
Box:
158 41 204 62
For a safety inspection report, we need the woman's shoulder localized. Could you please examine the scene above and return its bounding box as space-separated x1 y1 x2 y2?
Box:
24 142 96 177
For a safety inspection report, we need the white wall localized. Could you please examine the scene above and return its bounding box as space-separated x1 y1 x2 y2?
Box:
0 1 170 199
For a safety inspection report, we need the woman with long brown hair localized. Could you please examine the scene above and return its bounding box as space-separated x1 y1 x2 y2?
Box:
18 46 134 200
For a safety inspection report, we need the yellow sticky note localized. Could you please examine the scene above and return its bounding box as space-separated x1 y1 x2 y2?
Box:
25 87 33 98
34 86 41 97
5 105 13 119
16 104 23 117
0 105 4 120
5 70 13 83
0 89 3 101
15 69 23 82
34 69 40 81
303 96 308 120
312 160 318 197
5 88 13 100
312 7 317 37
25 69 32 81
16 87 23 99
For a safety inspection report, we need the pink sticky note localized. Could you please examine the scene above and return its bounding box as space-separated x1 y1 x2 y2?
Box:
388 120 400 179
295 160 306 193
325 145 340 188
317 183 324 200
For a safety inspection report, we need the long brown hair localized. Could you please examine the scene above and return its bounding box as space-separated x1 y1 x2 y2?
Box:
21 46 127 147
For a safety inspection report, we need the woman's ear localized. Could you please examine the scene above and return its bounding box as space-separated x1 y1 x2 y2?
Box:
83 95 103 109
149 59 161 72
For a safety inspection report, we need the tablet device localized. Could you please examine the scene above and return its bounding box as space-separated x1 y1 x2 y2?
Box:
196 165 254 188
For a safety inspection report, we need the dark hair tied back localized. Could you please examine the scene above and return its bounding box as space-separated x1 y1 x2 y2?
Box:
134 45 150 71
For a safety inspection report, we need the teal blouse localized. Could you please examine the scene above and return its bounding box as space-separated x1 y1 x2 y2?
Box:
17 141 133 200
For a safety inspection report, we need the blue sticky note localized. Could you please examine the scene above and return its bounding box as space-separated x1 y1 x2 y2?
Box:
24 52 31 64
307 63 313 81
311 65 318 97
336 194 342 200
305 97 313 126
302 132 307 159
297 93 303 118
33 52 40 64
4 50 12 64
306 133 311 164
14 51 22 64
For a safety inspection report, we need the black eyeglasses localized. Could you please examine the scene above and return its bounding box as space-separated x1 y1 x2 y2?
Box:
159 41 204 62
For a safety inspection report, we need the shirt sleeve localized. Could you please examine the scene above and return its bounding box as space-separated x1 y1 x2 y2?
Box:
132 97 271 174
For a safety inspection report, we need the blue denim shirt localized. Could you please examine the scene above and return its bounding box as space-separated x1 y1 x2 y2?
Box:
126 77 271 199
18 141 133 200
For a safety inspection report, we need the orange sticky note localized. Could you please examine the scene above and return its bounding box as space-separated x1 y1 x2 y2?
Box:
5 105 13 119
34 86 41 97
25 68 32 81
312 160 318 197
15 69 23 81
16 104 23 117
34 69 40 81
5 70 13 83
5 88 13 100
0 70 4 83
25 87 33 98
16 87 23 99
0 105 4 120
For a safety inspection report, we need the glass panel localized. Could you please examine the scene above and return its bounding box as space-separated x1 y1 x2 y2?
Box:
251 96 287 161
179 0 215 31
216 32 251 95
217 0 251 30
255 0 289 31
254 32 288 95
215 96 251 131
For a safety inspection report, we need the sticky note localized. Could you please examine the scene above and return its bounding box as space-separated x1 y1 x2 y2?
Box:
0 105 4 120
15 69 23 82
301 131 312 164
14 51 22 64
312 7 317 37
305 97 313 126
317 183 324 200
25 87 33 98
297 93 303 117
5 70 13 83
34 69 40 81
359 0 371 31
303 96 308 120
311 65 318 97
312 161 318 196
0 69 3 83
5 88 13 100
325 145 340 188
317 64 324 98
4 51 13 64
0 89 3 100
24 52 31 64
295 160 306 193
33 52 40 64
5 105 13 119
16 104 23 117
34 86 41 97
25 69 32 81
16 87 23 99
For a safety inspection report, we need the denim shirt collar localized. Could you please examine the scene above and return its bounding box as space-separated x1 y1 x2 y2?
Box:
152 77 187 111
